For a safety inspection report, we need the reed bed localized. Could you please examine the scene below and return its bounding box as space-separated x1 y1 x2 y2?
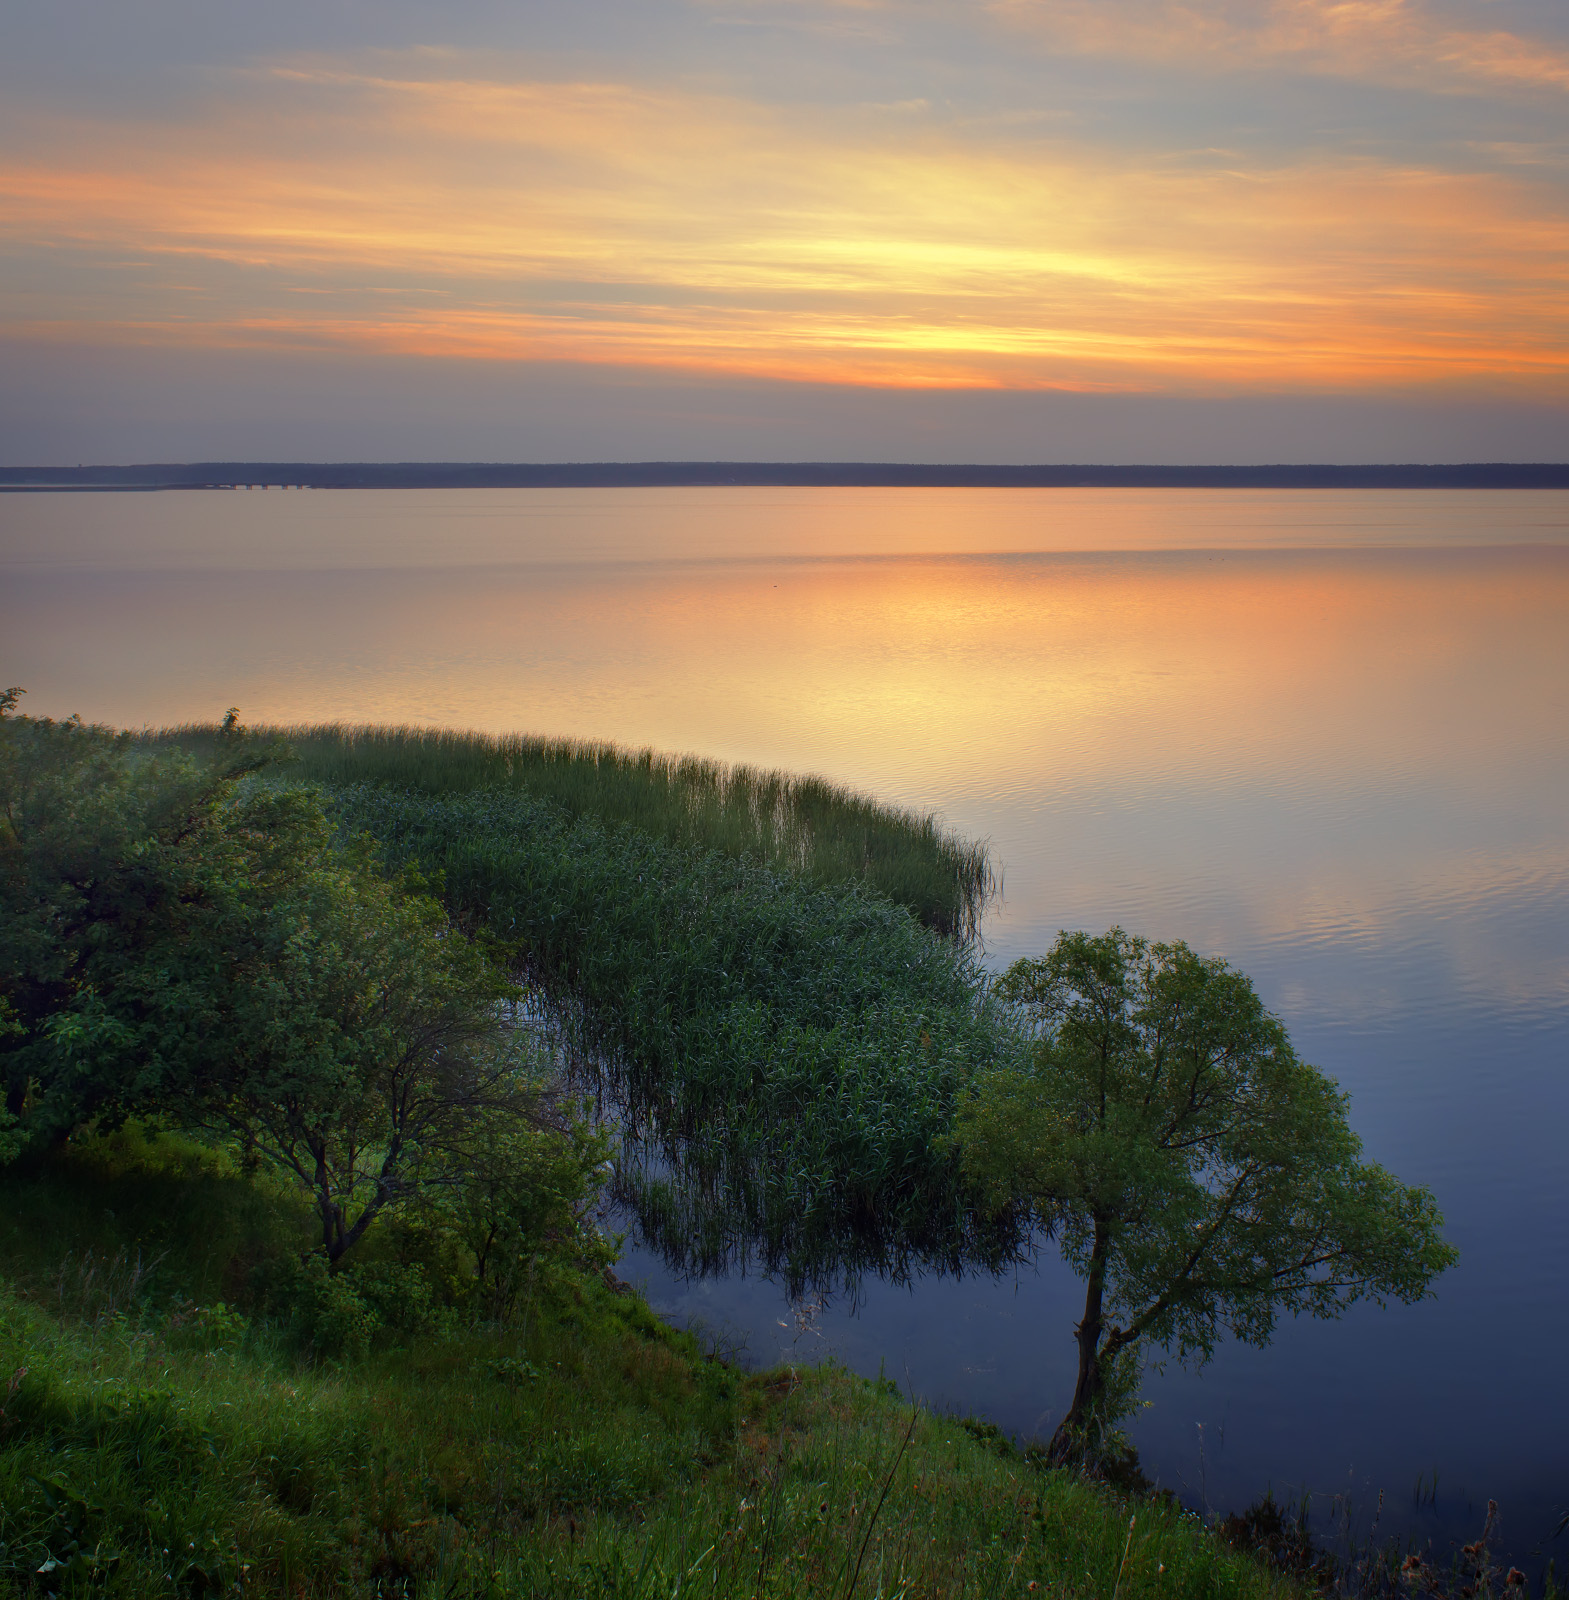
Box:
152 721 997 939
326 783 1024 1293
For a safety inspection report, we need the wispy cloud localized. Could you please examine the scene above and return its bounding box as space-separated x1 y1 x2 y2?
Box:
2 54 1566 393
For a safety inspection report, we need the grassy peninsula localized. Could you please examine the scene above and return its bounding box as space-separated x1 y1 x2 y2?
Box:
148 721 1019 1292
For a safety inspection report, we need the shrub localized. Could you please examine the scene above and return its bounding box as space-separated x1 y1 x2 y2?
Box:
254 1253 379 1360
347 1261 446 1338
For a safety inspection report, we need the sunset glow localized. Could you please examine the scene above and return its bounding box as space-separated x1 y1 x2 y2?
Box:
3 1 1567 455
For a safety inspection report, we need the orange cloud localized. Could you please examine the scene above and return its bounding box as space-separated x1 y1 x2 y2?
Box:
1 57 1566 393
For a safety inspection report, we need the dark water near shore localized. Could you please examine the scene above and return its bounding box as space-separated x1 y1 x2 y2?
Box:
3 487 1567 1570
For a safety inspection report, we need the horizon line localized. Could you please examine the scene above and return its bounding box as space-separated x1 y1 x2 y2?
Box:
3 460 1568 492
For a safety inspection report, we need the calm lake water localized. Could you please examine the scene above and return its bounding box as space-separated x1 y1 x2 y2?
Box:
4 487 1567 1569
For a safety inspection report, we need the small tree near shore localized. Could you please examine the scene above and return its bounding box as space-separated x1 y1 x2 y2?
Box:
956 928 1457 1466
164 829 543 1266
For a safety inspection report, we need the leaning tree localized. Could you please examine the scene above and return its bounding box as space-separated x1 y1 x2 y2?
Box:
956 927 1458 1465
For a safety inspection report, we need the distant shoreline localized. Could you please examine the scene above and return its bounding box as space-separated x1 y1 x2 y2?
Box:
3 461 1568 491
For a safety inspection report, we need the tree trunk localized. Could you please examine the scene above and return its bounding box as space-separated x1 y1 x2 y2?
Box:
320 1195 344 1263
314 1146 344 1265
322 1186 391 1267
1048 1219 1109 1465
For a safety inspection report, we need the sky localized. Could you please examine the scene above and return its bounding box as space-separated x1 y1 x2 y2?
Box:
3 0 1567 464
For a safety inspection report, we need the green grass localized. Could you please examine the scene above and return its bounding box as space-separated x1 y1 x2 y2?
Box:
149 722 997 939
0 1145 1297 1600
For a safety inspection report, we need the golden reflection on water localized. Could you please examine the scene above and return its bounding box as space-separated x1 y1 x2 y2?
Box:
4 515 1566 1014
31 545 1548 804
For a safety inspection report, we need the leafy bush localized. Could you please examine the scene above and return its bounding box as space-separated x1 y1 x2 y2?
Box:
434 1111 616 1322
2 704 577 1282
346 1261 446 1338
0 698 277 1151
253 1253 380 1360
484 1354 542 1386
164 1299 250 1351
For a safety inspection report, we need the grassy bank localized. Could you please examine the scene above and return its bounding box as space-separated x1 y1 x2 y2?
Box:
0 1139 1293 1600
152 723 996 940
0 710 1516 1598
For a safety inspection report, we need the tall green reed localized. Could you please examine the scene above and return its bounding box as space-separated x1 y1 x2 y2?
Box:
151 722 997 939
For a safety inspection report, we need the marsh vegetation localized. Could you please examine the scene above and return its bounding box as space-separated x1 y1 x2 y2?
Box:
156 721 997 939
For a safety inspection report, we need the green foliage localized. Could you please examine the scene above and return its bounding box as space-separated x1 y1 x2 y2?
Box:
165 1298 250 1350
2 698 1462 1591
3 701 1311 1590
33 710 1016 1292
137 820 540 1264
253 1251 382 1359
255 1251 479 1357
152 719 997 938
347 1260 447 1337
0 697 276 1152
0 1001 23 1167
1 702 570 1269
435 1110 616 1320
956 928 1459 1462
326 783 1023 1293
484 1354 543 1386
0 1123 613 1353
